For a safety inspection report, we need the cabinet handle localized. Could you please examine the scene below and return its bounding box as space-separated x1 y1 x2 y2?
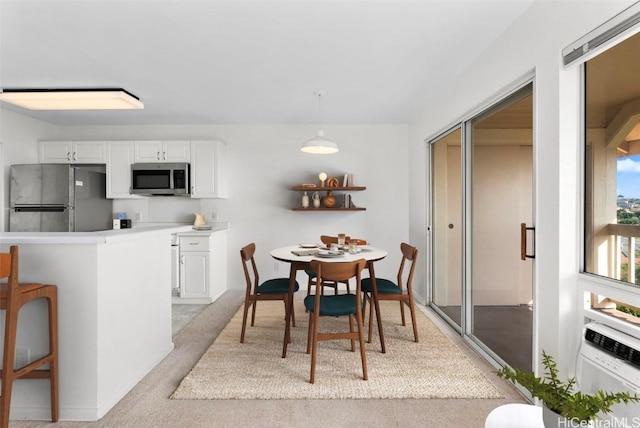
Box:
157 151 161 161
180 254 184 264
67 152 71 161
73 152 77 161
163 151 167 161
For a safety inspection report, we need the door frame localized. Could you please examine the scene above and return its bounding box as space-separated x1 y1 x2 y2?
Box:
426 74 538 371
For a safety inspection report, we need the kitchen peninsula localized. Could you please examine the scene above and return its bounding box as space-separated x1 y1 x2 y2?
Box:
0 223 227 421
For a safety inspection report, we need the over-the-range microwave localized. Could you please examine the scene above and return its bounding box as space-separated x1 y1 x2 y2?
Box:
131 162 190 196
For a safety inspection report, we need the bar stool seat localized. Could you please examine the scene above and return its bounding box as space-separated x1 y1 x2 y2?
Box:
0 245 58 427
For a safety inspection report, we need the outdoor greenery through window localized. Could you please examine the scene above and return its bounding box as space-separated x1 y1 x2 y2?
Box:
584 30 640 322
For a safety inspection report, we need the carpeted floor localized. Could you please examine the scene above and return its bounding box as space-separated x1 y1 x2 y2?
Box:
10 291 527 428
171 299 503 400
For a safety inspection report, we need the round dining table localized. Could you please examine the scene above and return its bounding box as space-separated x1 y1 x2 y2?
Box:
270 244 388 358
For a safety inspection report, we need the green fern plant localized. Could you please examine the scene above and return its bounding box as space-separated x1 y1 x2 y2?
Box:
496 350 640 422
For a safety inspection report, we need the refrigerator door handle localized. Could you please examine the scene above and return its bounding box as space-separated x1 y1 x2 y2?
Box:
13 206 67 213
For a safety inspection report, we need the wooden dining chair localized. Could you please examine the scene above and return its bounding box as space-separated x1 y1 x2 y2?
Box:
240 243 299 343
0 245 58 427
304 258 368 384
305 235 368 296
362 242 419 343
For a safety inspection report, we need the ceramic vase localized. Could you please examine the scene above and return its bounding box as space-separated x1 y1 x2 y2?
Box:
302 191 309 208
323 190 336 208
312 191 321 208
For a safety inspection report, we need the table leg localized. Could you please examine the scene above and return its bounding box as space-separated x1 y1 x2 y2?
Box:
282 263 298 358
367 261 386 353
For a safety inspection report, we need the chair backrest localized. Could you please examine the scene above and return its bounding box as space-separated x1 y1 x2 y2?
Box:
320 235 367 246
0 246 19 300
310 259 366 287
398 243 418 292
240 243 259 293
320 235 341 246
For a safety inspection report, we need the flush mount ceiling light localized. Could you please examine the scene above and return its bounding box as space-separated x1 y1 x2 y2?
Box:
300 89 339 154
0 88 144 110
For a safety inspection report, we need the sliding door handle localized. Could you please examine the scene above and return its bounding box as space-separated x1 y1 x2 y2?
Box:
521 223 535 260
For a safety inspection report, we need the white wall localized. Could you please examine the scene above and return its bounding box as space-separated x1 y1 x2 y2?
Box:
408 0 636 378
0 116 409 291
0 109 59 229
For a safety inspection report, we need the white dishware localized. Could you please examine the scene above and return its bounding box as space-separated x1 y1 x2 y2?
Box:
299 243 319 248
316 250 344 258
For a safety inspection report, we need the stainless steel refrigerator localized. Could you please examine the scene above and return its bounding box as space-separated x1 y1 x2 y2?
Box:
9 164 113 232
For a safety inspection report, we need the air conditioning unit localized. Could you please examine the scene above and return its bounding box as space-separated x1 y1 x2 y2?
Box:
579 322 640 427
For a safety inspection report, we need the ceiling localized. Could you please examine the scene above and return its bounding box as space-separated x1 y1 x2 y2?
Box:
0 0 535 126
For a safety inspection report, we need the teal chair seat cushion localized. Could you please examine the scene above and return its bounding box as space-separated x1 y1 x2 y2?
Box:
304 294 357 316
305 269 316 278
361 277 402 294
258 278 299 294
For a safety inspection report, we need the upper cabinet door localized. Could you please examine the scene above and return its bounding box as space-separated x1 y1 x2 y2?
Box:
39 141 106 164
134 140 164 162
163 140 191 162
134 140 190 163
39 141 72 163
106 141 142 199
190 140 227 198
73 141 106 163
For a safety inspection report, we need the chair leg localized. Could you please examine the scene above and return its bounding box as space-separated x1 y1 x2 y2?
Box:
367 293 374 343
1 306 18 428
250 298 257 326
408 295 419 343
399 300 406 326
240 300 251 343
348 314 355 352
309 309 320 384
306 312 314 354
362 293 367 318
306 278 313 312
47 293 59 422
290 296 296 328
355 304 368 381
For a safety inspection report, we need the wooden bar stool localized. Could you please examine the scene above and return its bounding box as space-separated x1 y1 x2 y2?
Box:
0 246 58 427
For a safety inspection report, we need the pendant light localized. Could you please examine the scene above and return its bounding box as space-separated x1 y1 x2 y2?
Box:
300 89 339 154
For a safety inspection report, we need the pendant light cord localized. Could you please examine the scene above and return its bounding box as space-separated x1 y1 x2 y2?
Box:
314 89 326 135
317 92 321 134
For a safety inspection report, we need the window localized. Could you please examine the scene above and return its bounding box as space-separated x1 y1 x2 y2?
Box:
584 30 640 288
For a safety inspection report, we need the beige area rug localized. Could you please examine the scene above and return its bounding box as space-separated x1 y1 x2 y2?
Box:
171 299 503 400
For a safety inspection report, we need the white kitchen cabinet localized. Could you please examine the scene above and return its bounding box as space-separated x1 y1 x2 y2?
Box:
175 230 227 304
190 140 228 198
181 251 209 298
134 140 190 163
39 141 106 164
106 141 142 199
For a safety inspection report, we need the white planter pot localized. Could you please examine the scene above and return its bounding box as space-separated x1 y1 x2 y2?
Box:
542 405 593 428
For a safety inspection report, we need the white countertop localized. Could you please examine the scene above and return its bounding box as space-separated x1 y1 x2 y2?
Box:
0 222 229 245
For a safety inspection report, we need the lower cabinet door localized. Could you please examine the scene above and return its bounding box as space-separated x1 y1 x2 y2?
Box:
180 252 209 298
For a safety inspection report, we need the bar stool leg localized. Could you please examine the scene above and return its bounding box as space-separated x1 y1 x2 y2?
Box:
1 306 18 428
48 292 59 422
